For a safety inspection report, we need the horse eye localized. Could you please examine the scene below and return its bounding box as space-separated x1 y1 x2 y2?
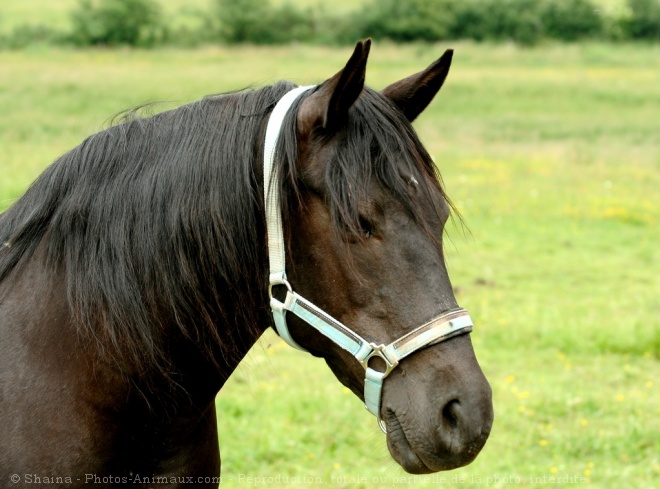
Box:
359 216 375 239
339 215 376 242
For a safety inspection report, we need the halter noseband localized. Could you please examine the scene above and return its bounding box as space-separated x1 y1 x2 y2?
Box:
263 86 474 433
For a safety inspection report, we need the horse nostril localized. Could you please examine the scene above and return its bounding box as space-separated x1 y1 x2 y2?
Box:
435 398 471 458
442 399 461 430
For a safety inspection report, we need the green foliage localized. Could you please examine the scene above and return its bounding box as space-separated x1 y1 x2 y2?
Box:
540 0 604 41
214 0 314 44
462 0 546 45
0 0 658 49
623 0 660 39
69 0 163 46
357 0 457 42
0 24 61 49
356 0 605 45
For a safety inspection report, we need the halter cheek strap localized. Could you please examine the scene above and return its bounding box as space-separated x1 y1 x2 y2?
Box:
263 86 474 432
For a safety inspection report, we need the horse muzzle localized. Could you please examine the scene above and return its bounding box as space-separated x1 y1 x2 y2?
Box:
381 336 494 473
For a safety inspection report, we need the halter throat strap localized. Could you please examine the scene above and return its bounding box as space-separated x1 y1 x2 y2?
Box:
263 86 473 432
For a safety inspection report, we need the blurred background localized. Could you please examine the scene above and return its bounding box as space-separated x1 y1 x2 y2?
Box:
1 0 660 47
1 1 658 488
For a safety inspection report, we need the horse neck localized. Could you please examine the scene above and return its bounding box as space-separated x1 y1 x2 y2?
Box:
0 93 278 405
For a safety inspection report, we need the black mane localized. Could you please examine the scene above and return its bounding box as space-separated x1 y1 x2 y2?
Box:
0 81 298 379
0 81 449 383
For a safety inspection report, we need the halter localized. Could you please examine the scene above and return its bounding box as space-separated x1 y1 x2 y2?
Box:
263 86 474 433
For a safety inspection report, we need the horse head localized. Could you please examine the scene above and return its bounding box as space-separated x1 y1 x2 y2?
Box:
269 40 493 473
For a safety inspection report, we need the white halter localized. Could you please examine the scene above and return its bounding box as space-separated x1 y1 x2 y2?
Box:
263 86 473 432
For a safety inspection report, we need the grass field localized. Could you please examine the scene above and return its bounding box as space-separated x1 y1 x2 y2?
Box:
1 42 658 488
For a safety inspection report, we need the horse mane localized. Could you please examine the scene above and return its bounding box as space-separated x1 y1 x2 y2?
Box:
0 81 297 382
0 80 451 387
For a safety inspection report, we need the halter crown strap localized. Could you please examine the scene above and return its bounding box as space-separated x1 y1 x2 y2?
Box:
263 85 315 351
263 86 474 432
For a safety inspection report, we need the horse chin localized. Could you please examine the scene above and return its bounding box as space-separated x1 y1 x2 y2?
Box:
384 411 484 474
386 427 436 474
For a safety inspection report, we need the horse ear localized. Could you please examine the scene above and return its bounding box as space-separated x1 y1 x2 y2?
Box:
299 39 371 132
381 49 453 122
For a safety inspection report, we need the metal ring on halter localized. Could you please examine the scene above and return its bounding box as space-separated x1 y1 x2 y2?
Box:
268 276 292 295
268 275 293 308
359 343 399 377
359 344 398 434
364 404 389 434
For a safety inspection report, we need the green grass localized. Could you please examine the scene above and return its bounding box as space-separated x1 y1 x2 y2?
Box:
1 42 658 488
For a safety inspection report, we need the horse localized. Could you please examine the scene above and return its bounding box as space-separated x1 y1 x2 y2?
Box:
0 40 493 486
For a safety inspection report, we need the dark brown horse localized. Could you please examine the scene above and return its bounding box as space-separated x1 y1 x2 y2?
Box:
0 41 492 487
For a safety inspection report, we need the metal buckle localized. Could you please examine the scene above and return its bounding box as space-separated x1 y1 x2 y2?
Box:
269 275 293 311
359 343 399 378
378 417 387 434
